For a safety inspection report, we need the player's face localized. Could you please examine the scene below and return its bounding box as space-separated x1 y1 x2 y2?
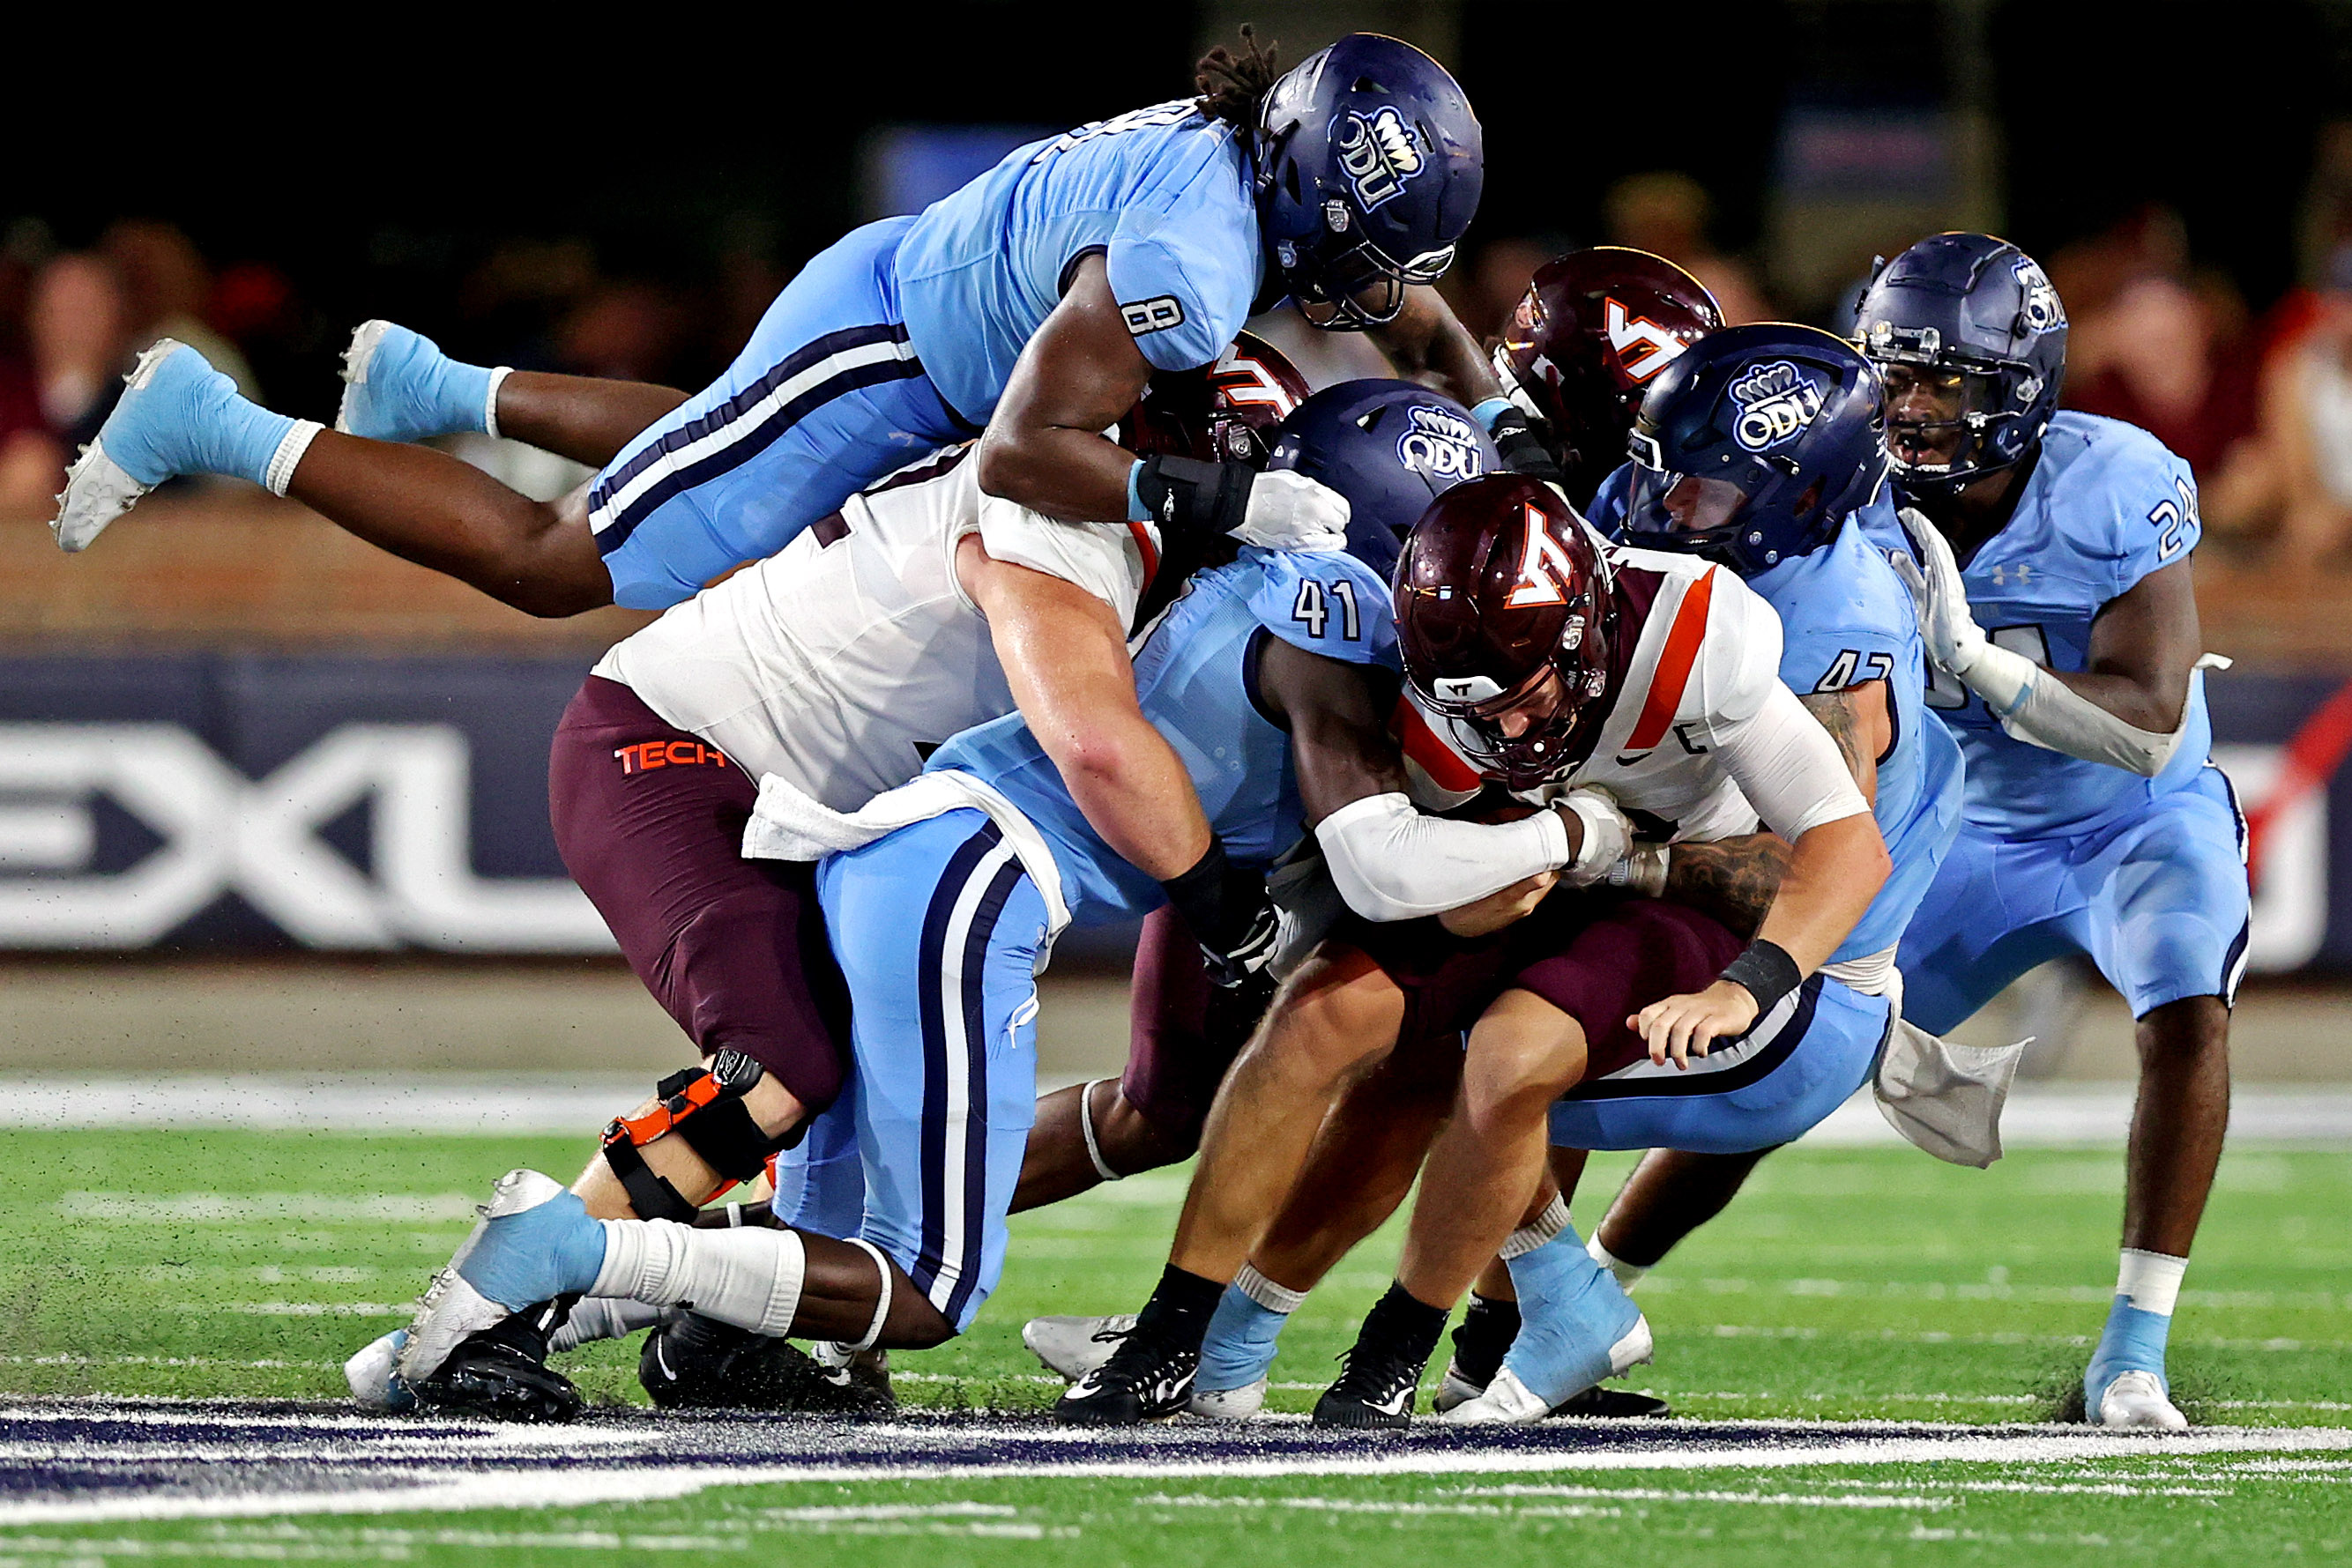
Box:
1881 364 1970 466
1489 665 1569 739
1657 474 1749 536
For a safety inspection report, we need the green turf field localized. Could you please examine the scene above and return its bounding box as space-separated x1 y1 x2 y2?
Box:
4 1129 2349 1564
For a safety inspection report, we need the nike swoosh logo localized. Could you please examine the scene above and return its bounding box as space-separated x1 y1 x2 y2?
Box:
1614 754 1644 767
652 1341 675 1381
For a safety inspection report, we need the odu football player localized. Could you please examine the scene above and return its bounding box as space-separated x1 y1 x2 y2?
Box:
1584 234 2247 1432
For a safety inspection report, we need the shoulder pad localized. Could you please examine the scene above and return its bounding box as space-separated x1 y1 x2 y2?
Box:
1248 549 1399 668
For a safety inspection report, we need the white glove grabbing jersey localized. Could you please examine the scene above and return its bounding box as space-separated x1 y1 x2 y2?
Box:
1232 469 1349 553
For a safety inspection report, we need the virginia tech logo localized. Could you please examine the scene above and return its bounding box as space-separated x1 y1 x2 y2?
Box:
1334 106 1425 212
1397 404 1486 480
1730 360 1825 452
1604 299 1691 383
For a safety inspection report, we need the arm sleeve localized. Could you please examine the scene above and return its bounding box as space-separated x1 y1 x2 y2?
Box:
1712 680 1873 841
1315 791 1571 923
975 494 1145 626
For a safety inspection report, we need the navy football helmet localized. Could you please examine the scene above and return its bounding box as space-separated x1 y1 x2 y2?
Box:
1619 323 1887 576
1852 232 2067 496
1264 378 1500 578
1254 33 1483 330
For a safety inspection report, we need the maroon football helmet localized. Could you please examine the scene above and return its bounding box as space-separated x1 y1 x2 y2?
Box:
1120 331 1314 465
1492 248 1723 500
1394 473 1619 789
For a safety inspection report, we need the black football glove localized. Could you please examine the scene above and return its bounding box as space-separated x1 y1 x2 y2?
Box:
1159 836 1279 989
1489 405 1566 485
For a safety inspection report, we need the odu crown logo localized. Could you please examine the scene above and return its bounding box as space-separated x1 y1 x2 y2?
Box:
1730 360 1825 452
2013 256 2065 335
1334 106 1425 212
1397 404 1485 480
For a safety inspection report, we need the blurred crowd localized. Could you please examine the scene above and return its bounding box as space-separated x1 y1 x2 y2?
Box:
0 219 785 519
15 140 2352 583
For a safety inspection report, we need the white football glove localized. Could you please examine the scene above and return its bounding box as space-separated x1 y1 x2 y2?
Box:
1887 506 2036 715
1232 470 1350 553
1558 788 1634 887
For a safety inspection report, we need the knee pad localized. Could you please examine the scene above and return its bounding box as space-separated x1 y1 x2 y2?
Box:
601 1049 800 1222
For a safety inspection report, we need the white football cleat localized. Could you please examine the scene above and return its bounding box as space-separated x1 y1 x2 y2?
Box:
1437 1314 1654 1426
344 1327 415 1412
1187 1378 1267 1420
1432 1358 1485 1414
1023 1313 1136 1381
2097 1369 2189 1431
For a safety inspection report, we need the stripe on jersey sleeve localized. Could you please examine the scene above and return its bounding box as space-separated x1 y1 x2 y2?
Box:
1622 568 1716 753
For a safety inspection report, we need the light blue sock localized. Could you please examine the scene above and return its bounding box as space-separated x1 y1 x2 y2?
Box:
2084 1297 2173 1405
1197 1279 1291 1392
105 344 302 489
1499 1216 1643 1407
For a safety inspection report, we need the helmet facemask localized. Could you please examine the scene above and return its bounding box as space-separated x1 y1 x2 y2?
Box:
1864 321 2047 495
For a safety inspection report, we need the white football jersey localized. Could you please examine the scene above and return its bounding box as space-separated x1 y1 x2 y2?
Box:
595 448 1156 814
1404 538 1824 843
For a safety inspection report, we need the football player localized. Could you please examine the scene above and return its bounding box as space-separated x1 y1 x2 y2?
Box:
54 33 1537 614
1032 326 1968 1424
388 388 1615 1417
1576 234 2246 1432
1056 464 1894 1426
1490 248 1723 506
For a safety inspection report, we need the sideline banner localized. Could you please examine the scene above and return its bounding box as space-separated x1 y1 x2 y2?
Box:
0 656 2341 966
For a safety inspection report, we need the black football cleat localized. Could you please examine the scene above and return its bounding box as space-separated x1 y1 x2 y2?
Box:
408 1297 584 1423
1053 1326 1198 1424
639 1311 895 1416
1552 1385 1672 1419
1312 1337 1429 1429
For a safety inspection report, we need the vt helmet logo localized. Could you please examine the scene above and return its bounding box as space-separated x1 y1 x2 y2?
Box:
1507 502 1584 607
1334 106 1425 212
1604 299 1691 383
1397 405 1486 480
1729 360 1825 451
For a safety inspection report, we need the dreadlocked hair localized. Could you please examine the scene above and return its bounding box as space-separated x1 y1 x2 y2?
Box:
1195 25 1280 130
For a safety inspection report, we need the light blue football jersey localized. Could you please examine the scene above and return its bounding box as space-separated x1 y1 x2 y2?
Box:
1590 473 1965 964
1864 412 2208 838
925 549 1396 927
1747 497 1965 962
894 101 1264 426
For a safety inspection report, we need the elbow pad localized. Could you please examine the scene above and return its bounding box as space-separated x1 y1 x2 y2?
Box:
1315 791 1569 923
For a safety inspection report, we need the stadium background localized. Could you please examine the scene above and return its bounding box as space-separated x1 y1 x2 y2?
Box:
3 0 2349 1093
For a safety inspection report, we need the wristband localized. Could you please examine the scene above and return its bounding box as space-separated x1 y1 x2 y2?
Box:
1719 938 1803 1014
1470 395 1515 433
1957 638 2037 717
1158 835 1248 953
1132 454 1254 541
1489 407 1565 483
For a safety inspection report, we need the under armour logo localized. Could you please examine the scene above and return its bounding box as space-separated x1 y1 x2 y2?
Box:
1988 563 2035 587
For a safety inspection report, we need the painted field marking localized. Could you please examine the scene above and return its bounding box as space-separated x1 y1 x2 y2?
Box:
0 1411 2347 1527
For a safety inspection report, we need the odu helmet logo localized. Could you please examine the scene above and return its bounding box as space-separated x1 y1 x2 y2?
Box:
1397 405 1485 480
2013 256 2065 335
1334 106 1425 213
1729 360 1825 452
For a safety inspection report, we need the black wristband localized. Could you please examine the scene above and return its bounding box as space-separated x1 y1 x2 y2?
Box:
1719 939 1803 1014
1489 408 1565 483
1159 836 1243 951
1134 454 1255 541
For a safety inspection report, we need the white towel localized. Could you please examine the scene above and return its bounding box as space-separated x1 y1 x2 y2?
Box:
1871 1014 2029 1169
740 768 1072 937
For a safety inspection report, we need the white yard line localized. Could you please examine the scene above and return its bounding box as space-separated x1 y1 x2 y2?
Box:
0 1418 2346 1527
8 1078 2352 1142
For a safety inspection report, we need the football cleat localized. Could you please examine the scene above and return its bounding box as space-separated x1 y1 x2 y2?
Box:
1552 1386 1671 1420
1188 1378 1267 1420
343 1327 415 1413
336 320 493 444
397 1170 607 1391
1023 1313 1136 1382
1439 1317 1654 1425
1312 1338 1430 1430
1433 1293 1519 1413
638 1311 895 1416
1053 1326 1198 1425
51 340 219 552
2095 1369 2188 1431
408 1297 584 1423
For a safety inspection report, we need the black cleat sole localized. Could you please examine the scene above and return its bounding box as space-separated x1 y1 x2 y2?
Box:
1551 1386 1671 1420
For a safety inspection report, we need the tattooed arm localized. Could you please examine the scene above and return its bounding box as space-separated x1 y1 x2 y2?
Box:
1659 680 1892 935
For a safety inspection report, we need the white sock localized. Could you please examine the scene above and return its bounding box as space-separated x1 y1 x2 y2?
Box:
1588 1232 1649 1290
1500 1194 1571 1260
591 1218 806 1338
2117 1248 2187 1316
548 1297 666 1353
1234 1262 1306 1314
263 420 324 496
483 365 513 438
